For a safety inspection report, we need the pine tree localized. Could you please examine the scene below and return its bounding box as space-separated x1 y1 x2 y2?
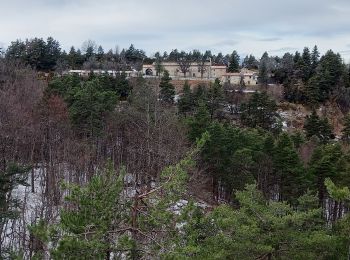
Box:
301 47 312 82
273 133 306 203
68 78 118 136
115 72 131 99
240 92 280 132
96 45 104 62
178 81 194 115
304 110 333 143
258 58 268 86
187 102 211 142
47 163 130 259
227 50 240 72
308 144 347 206
342 113 350 143
207 78 224 119
311 45 320 74
166 183 346 259
0 164 28 224
159 70 175 103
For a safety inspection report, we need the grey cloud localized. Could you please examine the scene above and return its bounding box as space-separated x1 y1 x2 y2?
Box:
269 47 298 53
258 37 281 42
1 0 350 59
211 40 239 47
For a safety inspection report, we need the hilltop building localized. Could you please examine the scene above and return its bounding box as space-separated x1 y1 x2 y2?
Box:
142 62 258 85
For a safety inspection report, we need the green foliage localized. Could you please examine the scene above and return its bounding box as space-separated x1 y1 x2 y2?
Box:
46 162 130 259
47 75 118 136
304 110 333 143
166 184 345 259
259 56 269 86
201 123 265 192
342 113 350 143
207 78 224 119
240 92 280 133
273 133 307 202
242 54 258 70
325 178 350 202
0 164 29 259
187 102 211 142
68 79 117 136
115 72 131 99
6 37 61 71
306 50 345 103
290 131 305 148
0 164 29 222
159 70 175 103
227 50 240 73
178 81 194 115
308 143 350 205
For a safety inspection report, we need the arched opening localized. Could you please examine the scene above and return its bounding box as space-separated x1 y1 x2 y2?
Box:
145 68 153 76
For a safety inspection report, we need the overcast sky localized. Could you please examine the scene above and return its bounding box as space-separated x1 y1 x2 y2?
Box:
1 0 350 61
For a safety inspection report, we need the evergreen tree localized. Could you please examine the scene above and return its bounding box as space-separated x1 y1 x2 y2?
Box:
5 40 26 61
192 84 208 105
44 37 61 71
82 40 97 61
96 45 104 62
305 76 320 106
304 110 333 143
342 113 350 143
41 163 130 259
178 81 194 115
273 133 306 203
308 50 345 102
311 45 320 74
242 54 258 70
301 47 312 82
207 78 224 119
258 58 268 86
240 92 280 133
167 184 345 259
159 70 175 103
227 50 240 72
115 72 131 99
187 102 211 142
154 52 164 77
308 144 348 206
0 164 28 224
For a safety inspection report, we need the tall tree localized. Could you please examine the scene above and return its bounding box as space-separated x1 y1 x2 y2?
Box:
167 184 346 259
82 40 97 61
96 45 104 62
311 45 320 74
242 54 258 70
207 78 224 119
154 51 164 77
227 50 240 72
273 133 306 203
240 92 280 133
159 70 175 103
304 110 333 143
341 113 350 143
301 47 312 82
178 81 194 115
259 52 270 86
5 40 26 61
